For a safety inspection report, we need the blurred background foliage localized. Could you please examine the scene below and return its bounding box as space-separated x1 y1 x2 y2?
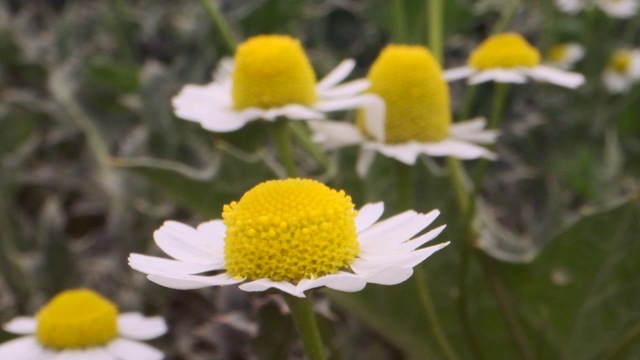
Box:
0 0 639 359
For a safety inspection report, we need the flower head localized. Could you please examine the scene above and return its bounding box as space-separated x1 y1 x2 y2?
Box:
172 34 378 132
554 0 638 17
310 44 497 175
0 289 166 360
602 48 640 93
444 33 585 88
129 178 448 298
545 42 585 69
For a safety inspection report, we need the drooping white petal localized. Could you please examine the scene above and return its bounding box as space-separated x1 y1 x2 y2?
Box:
308 120 365 150
469 68 528 84
106 338 164 360
356 266 414 285
3 317 37 334
356 148 377 178
128 254 223 276
366 142 422 165
147 273 243 290
117 313 167 341
239 279 305 298
0 336 47 360
526 65 585 88
355 203 385 233
418 139 497 160
153 221 215 264
316 59 356 92
443 66 475 82
296 272 366 293
318 79 370 99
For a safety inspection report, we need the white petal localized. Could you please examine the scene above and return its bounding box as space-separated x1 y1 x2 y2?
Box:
153 221 215 264
603 70 631 93
526 66 585 88
357 210 420 245
0 336 48 360
450 118 499 144
106 338 163 360
356 148 377 178
367 142 421 165
262 104 324 121
597 0 638 18
359 210 440 249
296 272 366 293
359 266 414 285
355 203 385 233
3 317 37 334
56 348 114 360
147 273 243 290
239 279 305 297
353 242 449 274
395 225 447 252
118 313 167 340
469 69 528 84
172 83 248 132
195 220 226 253
308 120 365 150
316 59 356 92
418 139 497 160
555 0 585 14
213 57 234 82
443 66 475 82
128 254 223 276
318 79 370 99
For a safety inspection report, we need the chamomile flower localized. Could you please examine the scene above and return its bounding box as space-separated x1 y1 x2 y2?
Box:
129 178 448 298
545 42 585 70
602 48 640 93
309 44 497 175
555 0 638 17
0 289 167 360
444 33 585 88
172 34 377 132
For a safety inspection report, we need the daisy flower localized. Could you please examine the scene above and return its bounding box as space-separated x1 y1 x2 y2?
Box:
309 44 498 175
444 33 585 88
545 42 585 70
554 0 638 17
0 289 167 360
172 34 377 132
129 178 448 298
602 48 640 93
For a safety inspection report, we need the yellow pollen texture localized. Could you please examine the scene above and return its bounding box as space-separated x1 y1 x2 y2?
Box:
223 178 359 282
232 35 317 110
610 50 631 73
358 45 451 143
36 289 118 349
469 33 541 69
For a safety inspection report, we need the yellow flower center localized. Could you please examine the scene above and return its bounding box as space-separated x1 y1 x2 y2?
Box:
232 35 318 110
546 44 570 63
36 289 118 349
609 50 631 73
358 45 451 143
223 178 359 282
469 33 541 70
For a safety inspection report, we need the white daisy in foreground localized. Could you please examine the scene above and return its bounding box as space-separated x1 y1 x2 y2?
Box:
545 42 585 70
129 178 448 298
310 44 497 175
602 48 640 93
0 289 166 360
554 0 638 17
444 33 585 88
172 34 377 132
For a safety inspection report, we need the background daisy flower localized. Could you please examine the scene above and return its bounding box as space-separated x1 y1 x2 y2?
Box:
0 289 167 360
310 44 498 176
554 0 638 17
545 42 585 70
172 34 378 132
602 48 640 93
129 178 448 298
444 33 585 88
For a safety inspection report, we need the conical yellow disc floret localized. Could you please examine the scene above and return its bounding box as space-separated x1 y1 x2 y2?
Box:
609 50 631 73
232 35 318 110
36 289 118 349
469 33 541 70
223 178 359 282
359 45 451 143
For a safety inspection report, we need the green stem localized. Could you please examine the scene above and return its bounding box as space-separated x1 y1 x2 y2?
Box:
457 245 486 360
446 157 470 214
199 0 236 55
491 0 520 34
392 0 408 43
427 0 444 63
460 84 478 120
269 119 298 178
603 313 640 359
398 160 460 360
289 122 330 171
284 293 327 360
479 253 535 360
